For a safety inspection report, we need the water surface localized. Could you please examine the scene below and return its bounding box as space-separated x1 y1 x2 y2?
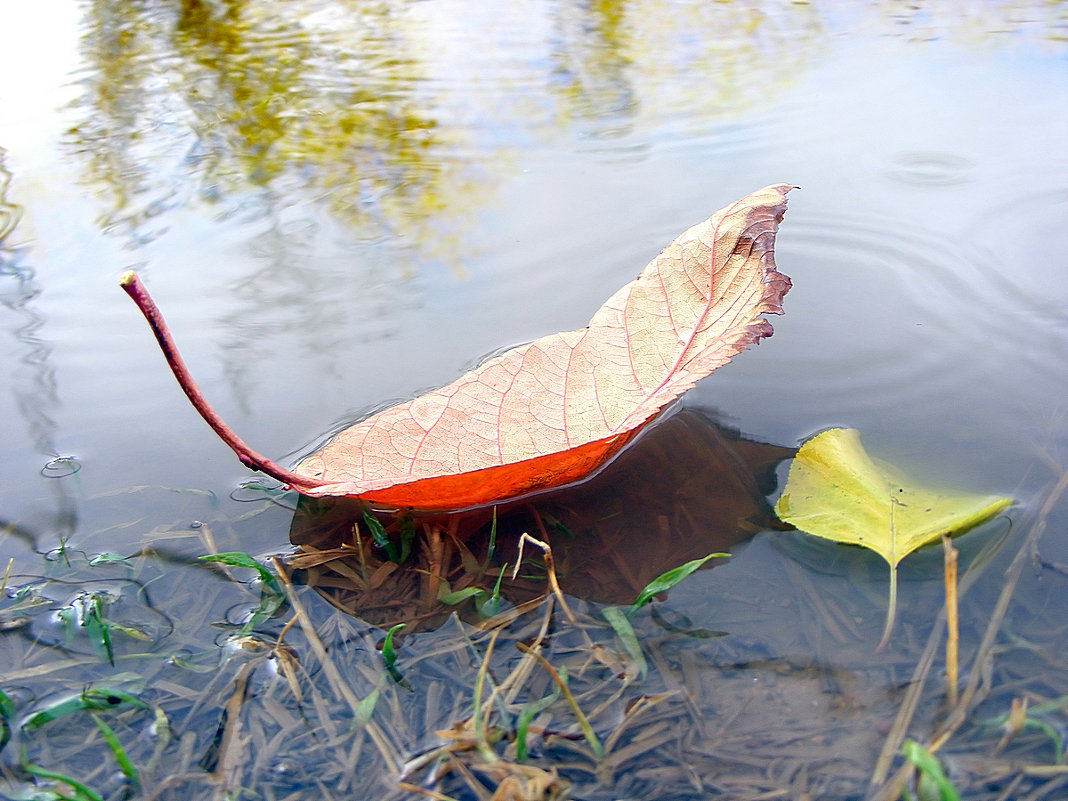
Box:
1 2 1066 799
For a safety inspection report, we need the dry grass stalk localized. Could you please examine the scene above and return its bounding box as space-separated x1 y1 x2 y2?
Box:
942 532 960 706
271 556 400 775
870 461 1068 800
513 532 576 625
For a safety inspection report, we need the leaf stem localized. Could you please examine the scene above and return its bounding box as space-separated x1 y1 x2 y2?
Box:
876 565 898 653
119 272 318 490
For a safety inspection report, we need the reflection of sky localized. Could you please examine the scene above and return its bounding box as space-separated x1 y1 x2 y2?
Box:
0 1 82 174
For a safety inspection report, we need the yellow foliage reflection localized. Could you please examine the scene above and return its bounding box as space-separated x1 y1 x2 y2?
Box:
66 0 1064 255
68 0 487 256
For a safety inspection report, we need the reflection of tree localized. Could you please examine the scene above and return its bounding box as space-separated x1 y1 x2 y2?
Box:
0 147 22 243
545 0 1064 147
217 213 421 416
0 148 56 458
547 0 822 145
67 0 488 253
870 0 1068 48
0 148 78 543
67 0 1061 248
550 0 636 139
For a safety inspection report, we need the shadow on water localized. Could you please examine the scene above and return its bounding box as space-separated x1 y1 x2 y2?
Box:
286 408 793 626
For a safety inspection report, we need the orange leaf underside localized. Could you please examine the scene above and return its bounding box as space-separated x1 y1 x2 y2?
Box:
290 184 794 509
357 424 648 510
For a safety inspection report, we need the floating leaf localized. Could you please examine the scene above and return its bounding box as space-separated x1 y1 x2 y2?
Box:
200 552 280 595
775 428 1012 649
122 185 793 510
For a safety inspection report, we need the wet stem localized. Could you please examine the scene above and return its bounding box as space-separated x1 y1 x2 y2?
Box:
119 272 318 491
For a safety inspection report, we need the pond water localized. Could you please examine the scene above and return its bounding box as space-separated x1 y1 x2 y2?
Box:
1 1 1067 799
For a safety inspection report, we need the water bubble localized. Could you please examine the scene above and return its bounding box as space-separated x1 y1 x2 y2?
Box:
41 456 80 478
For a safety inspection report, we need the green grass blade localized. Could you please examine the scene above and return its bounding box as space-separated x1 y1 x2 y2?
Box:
0 688 15 720
627 553 728 618
241 586 285 636
477 563 509 619
382 623 410 688
56 606 77 651
515 668 563 762
437 586 488 606
517 643 602 759
649 605 727 639
85 595 114 666
23 688 146 731
602 606 647 680
91 713 139 785
397 513 417 564
199 552 280 594
486 506 498 563
1 557 12 595
901 739 960 801
22 696 88 730
21 753 104 801
201 552 285 635
88 553 134 567
472 631 500 762
1020 717 1064 763
361 506 401 563
81 688 147 712
0 687 14 752
355 688 380 727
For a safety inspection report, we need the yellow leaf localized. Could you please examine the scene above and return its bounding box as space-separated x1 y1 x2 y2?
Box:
775 428 1012 649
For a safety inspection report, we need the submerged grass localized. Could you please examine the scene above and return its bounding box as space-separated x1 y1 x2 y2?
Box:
0 454 1065 800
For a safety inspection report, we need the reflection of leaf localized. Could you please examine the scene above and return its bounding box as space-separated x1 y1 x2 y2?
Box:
294 185 793 508
775 428 1012 649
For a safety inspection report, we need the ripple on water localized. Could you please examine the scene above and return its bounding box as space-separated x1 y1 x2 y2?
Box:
775 202 1064 417
886 151 976 187
963 185 1068 338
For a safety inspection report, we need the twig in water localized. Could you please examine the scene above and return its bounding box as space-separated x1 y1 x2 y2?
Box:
513 532 576 625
